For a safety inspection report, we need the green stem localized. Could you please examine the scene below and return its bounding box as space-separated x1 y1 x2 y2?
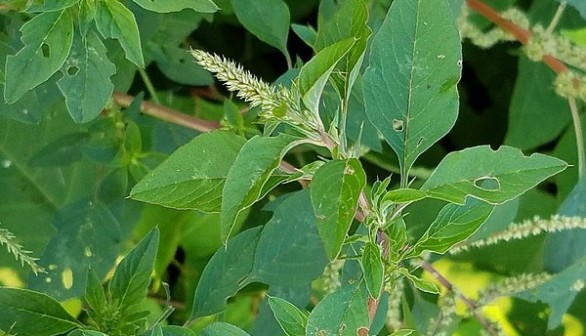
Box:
138 68 160 105
568 97 585 179
284 51 293 70
545 2 566 35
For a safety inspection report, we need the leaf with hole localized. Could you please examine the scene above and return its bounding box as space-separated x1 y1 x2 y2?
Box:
4 10 74 103
57 30 116 123
421 145 568 205
363 0 462 181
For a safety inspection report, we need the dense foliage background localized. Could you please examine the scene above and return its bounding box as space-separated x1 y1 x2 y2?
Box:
1 0 586 335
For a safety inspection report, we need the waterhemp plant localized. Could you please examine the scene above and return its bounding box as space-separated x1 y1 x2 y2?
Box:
1 0 586 335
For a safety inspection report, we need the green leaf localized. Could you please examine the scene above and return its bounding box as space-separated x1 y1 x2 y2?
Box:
361 242 384 299
559 0 586 19
310 158 366 259
131 0 219 13
504 58 572 150
305 280 370 336
161 326 196 336
268 296 308 336
67 330 109 336
153 46 213 86
191 227 263 318
4 10 74 103
390 330 415 336
397 269 439 294
0 288 80 336
220 134 299 241
231 0 290 62
297 38 354 116
363 0 462 181
421 145 568 205
85 268 107 314
109 228 159 310
95 0 145 67
43 0 80 11
248 190 328 286
383 188 428 203
131 131 246 212
409 199 495 256
516 256 586 329
201 322 251 336
28 132 89 167
57 30 116 123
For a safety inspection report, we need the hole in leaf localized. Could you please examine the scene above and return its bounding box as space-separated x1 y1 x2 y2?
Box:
416 137 424 147
67 65 79 76
41 43 51 58
474 176 500 190
392 119 403 132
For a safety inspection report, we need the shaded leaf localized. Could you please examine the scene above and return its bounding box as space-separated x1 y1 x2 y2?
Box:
361 242 384 299
363 0 462 180
201 322 251 336
4 10 74 103
421 145 568 205
310 159 366 259
231 0 290 61
0 288 79 336
131 131 246 212
85 268 107 314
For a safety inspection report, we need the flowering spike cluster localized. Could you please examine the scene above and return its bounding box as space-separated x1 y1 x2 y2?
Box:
458 6 528 48
0 227 45 275
427 291 458 336
450 215 586 254
478 273 551 306
190 49 324 139
320 259 345 293
385 276 405 331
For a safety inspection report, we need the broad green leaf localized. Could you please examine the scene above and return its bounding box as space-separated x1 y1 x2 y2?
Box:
231 0 290 62
29 198 123 300
28 132 89 167
268 296 308 336
306 280 370 336
131 131 246 212
310 158 366 259
220 134 299 241
363 0 462 181
297 38 354 116
504 58 571 150
4 10 74 103
248 190 328 286
291 24 317 47
421 145 568 205
85 268 107 314
131 0 219 13
57 30 116 123
79 0 97 36
161 326 196 336
383 188 428 203
201 322 251 336
409 199 495 256
43 0 79 11
516 256 586 329
109 228 159 310
153 46 213 86
95 0 145 67
191 227 263 318
361 242 384 299
0 288 80 336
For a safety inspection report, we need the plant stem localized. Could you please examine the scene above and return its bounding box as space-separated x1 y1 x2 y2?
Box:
568 97 585 179
420 260 499 336
546 2 567 35
138 68 161 105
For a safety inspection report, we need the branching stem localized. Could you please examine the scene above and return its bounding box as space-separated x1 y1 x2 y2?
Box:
568 97 585 179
